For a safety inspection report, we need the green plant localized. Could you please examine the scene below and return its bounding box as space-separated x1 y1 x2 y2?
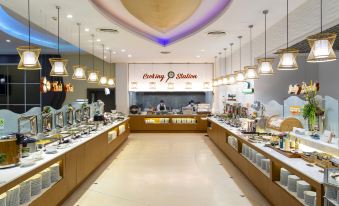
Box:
43 106 51 114
0 153 6 164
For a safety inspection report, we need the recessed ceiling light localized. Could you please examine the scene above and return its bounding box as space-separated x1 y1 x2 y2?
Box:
200 49 205 52
106 47 110 50
84 28 90 32
112 51 117 54
121 49 126 52
66 14 73 19
96 38 101 42
196 55 201 58
104 56 107 59
128 54 132 58
6 39 11 43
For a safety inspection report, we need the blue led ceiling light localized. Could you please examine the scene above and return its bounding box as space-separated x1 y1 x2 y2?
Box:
0 5 76 52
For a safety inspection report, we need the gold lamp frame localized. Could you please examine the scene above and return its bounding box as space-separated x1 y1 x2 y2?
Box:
257 58 275 75
244 66 259 80
17 46 42 70
277 48 299 70
50 58 69 76
307 33 337 63
88 71 100 83
72 23 86 80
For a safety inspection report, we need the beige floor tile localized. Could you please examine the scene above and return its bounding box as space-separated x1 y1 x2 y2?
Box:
62 133 270 206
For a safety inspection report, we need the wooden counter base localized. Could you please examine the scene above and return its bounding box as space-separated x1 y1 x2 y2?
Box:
0 120 130 206
129 114 208 133
207 120 324 206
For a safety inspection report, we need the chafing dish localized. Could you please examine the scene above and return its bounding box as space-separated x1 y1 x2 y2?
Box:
18 115 38 136
42 113 53 133
55 112 64 129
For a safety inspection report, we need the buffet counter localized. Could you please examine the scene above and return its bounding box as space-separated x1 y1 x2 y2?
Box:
0 118 129 206
129 114 208 133
207 117 325 206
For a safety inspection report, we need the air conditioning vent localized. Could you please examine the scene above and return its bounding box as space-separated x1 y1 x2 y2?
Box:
207 30 227 37
160 51 171 54
96 28 119 33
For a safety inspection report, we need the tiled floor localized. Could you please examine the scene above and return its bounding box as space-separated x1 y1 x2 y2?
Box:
62 133 270 206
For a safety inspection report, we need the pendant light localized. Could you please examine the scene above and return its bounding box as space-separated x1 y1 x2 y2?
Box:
236 36 245 82
217 52 223 86
50 6 69 76
245 25 259 80
228 43 236 85
277 0 299 70
212 56 218 87
99 44 108 85
307 0 336 63
107 50 115 86
72 23 87 80
131 63 138 89
88 34 99 83
258 10 274 75
222 48 229 85
17 0 41 70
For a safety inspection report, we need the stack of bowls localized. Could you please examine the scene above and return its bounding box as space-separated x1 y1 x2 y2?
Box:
0 193 7 206
19 179 31 204
296 180 311 199
251 150 257 163
242 144 247 156
304 191 316 206
6 185 20 206
41 168 51 189
248 147 253 160
30 174 42 196
280 168 292 186
287 175 300 192
261 159 270 173
50 163 61 183
255 153 264 168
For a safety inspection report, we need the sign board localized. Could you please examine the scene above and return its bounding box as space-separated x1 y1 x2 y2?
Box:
128 63 213 92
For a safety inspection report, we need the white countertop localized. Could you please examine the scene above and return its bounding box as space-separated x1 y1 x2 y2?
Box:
0 118 129 188
208 117 324 184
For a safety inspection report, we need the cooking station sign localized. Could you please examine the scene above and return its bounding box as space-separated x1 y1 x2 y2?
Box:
143 71 198 82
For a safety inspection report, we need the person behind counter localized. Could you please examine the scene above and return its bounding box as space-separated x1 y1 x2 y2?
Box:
156 100 167 111
187 100 196 111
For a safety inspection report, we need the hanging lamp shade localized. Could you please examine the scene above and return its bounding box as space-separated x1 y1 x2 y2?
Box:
17 0 41 70
131 82 138 89
277 48 299 70
185 82 192 89
72 23 86 80
17 46 42 70
99 76 108 85
222 76 229 85
203 82 210 89
258 58 274 75
149 82 156 89
49 6 68 76
98 44 108 86
88 34 99 83
217 78 223 85
244 66 259 80
168 82 174 90
107 78 115 86
236 36 245 83
307 33 337 63
228 74 236 85
212 79 218 87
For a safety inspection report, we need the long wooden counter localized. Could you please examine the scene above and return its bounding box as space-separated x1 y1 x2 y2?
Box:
0 119 130 206
207 117 324 206
129 114 208 133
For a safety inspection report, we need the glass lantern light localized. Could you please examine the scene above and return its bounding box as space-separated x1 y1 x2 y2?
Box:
307 33 337 63
244 66 259 80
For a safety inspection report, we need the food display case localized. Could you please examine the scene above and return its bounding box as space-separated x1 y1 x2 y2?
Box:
266 115 303 132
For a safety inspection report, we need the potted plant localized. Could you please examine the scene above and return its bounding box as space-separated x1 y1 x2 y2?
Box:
301 81 324 131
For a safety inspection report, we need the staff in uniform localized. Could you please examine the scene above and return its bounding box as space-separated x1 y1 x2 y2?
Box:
156 100 167 111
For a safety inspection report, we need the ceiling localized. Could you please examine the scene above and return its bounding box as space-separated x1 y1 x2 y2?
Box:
0 0 308 63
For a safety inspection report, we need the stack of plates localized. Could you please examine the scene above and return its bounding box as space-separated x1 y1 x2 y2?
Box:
325 186 337 200
255 153 264 167
243 144 249 157
280 168 292 186
0 193 7 206
41 168 51 189
304 191 316 206
248 148 253 160
261 159 270 173
30 174 42 196
296 180 311 199
20 179 31 204
6 185 20 206
287 175 300 192
50 163 61 183
251 150 257 163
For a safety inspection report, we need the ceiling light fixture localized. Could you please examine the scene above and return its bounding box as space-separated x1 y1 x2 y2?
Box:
277 0 299 70
88 34 99 83
66 14 73 19
258 10 274 75
149 82 156 89
228 43 236 85
306 0 336 63
107 50 115 87
168 82 174 90
50 6 68 76
245 25 259 80
128 54 132 58
17 0 41 70
217 52 223 86
85 28 90 32
6 39 11 43
185 82 192 89
72 23 86 80
222 48 229 85
236 36 245 82
121 49 126 52
99 44 108 85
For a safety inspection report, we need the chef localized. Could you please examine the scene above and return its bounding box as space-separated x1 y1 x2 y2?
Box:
156 100 167 111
